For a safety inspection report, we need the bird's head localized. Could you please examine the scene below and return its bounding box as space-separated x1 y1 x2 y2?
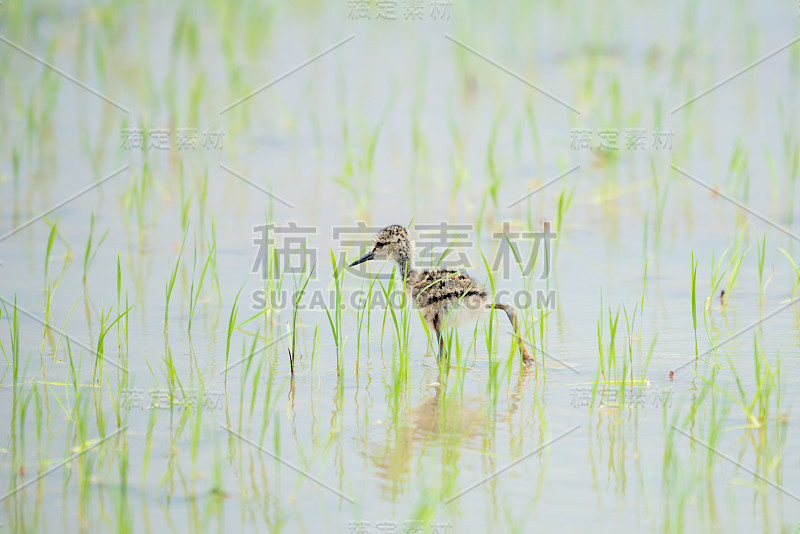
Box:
349 225 414 268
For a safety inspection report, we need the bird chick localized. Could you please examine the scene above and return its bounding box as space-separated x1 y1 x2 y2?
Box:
349 224 534 363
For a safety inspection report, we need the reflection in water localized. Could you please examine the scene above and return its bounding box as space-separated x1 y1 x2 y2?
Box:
353 359 551 517
409 383 483 446
357 373 485 498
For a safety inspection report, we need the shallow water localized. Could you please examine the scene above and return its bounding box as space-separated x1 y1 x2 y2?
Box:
1 1 800 532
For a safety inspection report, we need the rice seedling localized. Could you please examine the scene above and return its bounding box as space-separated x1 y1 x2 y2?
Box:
593 300 630 408
377 271 396 350
116 254 122 348
651 159 671 243
164 344 186 403
713 334 780 428
410 110 431 209
638 336 658 399
288 256 314 375
310 323 320 376
16 387 34 481
333 111 387 216
691 251 698 356
114 432 131 534
128 161 153 235
639 259 648 340
477 247 497 367
0 308 5 367
324 250 345 374
755 232 773 304
553 187 574 268
537 306 547 376
448 150 469 212
784 135 799 223
190 392 203 476
354 272 370 366
596 290 605 383
179 163 192 233
694 376 730 495
727 140 749 201
198 167 209 234
248 340 266 424
223 285 244 387
501 228 538 370
705 245 731 314
525 99 544 177
40 221 60 357
476 111 506 234
83 212 109 284
94 305 132 384
32 387 43 471
364 110 385 182
237 330 261 433
188 240 215 334
622 302 637 385
140 403 160 486
209 219 222 308
43 219 69 289
765 146 780 200
357 265 386 366
720 231 747 308
778 248 800 297
12 146 20 191
377 266 413 375
103 368 125 429
164 226 189 333
258 367 287 448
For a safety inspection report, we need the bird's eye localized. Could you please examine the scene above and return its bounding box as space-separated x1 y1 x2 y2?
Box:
375 241 388 249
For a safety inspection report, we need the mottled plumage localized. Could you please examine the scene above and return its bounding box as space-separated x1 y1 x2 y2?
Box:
349 224 534 363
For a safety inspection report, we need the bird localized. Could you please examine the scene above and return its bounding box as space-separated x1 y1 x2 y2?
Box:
348 224 534 363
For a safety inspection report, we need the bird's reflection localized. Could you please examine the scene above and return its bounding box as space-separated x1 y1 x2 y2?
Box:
356 365 484 494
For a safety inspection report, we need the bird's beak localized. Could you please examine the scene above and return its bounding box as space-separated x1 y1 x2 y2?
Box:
349 250 375 267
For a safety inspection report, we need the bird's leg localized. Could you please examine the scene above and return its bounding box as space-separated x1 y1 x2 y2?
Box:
431 312 446 361
436 328 445 360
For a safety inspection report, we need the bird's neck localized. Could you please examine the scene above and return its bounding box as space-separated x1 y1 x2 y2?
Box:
395 253 415 282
